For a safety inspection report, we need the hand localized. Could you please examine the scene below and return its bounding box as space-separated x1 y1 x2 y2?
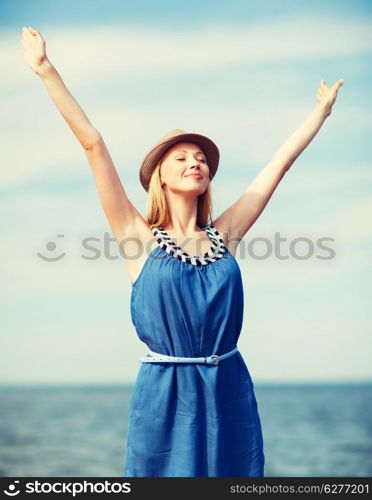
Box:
20 26 49 75
316 78 345 117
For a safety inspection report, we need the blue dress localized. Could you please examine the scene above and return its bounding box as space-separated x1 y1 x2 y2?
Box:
123 224 265 477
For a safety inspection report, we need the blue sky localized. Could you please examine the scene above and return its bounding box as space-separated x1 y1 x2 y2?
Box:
0 0 371 384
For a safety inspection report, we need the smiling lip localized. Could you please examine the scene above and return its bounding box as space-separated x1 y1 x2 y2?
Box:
187 173 203 180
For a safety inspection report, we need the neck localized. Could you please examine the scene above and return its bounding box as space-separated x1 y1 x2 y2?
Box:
163 191 200 235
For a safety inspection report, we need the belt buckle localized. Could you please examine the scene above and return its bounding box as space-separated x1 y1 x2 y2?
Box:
210 354 220 365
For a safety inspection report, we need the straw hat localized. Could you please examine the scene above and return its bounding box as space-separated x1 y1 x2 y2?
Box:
139 129 220 191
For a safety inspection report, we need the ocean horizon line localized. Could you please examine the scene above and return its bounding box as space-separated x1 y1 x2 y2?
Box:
0 379 371 390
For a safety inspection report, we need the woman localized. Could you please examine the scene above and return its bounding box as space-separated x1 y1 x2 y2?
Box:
20 26 344 477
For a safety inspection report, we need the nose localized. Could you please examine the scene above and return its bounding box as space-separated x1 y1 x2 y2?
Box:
189 157 202 169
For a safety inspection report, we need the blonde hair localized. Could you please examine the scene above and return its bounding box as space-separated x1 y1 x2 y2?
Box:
145 157 213 229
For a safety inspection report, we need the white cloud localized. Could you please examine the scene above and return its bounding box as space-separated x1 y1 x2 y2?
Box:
1 14 370 303
1 15 371 384
1 15 369 186
1 190 370 299
0 100 368 187
325 197 372 241
3 16 371 86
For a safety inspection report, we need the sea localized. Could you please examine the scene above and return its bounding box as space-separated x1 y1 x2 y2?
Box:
0 383 371 477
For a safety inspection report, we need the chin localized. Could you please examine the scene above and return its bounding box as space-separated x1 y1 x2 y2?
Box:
173 185 204 196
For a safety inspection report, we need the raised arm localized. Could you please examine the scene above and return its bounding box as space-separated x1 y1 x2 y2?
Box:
213 78 345 251
20 26 143 245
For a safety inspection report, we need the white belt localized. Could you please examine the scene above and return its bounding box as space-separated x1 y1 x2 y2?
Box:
139 346 239 366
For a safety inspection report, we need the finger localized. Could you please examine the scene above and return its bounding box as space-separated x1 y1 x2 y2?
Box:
22 27 33 40
29 26 44 42
331 79 344 92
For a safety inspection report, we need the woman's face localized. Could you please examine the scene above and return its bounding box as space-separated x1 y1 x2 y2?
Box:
159 142 209 195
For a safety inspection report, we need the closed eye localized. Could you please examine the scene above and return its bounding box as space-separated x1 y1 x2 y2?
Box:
176 158 206 163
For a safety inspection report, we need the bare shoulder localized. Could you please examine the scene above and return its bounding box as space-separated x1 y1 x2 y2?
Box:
115 211 159 285
116 210 157 259
211 213 241 257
